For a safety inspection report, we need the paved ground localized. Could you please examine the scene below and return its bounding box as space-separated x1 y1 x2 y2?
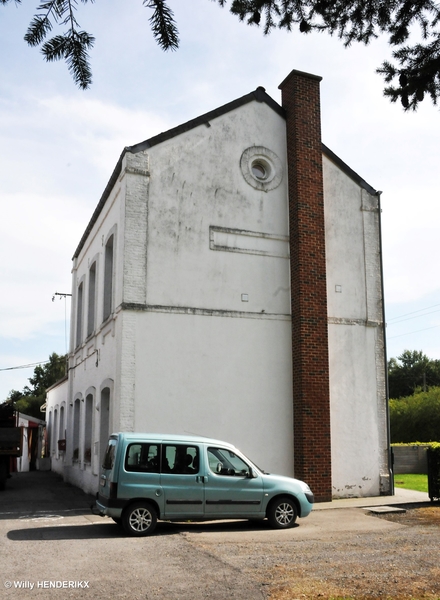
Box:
0 471 437 600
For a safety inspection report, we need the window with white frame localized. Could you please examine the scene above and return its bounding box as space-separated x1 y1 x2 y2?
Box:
103 235 114 322
84 394 93 463
87 261 96 337
72 399 80 461
75 281 84 348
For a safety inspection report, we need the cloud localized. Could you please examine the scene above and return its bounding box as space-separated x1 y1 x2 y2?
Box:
1 0 440 395
0 95 171 349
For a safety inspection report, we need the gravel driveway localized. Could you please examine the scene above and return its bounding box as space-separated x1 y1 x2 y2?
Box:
1 472 439 600
184 505 440 599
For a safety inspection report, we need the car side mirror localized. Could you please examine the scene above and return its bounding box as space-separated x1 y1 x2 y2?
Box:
248 468 257 479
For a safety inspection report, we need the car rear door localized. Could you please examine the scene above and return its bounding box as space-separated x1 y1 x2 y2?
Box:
117 441 163 507
160 443 204 518
98 435 119 501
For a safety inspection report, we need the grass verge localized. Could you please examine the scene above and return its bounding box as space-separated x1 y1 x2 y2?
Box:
394 473 428 492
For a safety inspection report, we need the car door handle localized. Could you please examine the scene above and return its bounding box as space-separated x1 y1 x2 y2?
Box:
196 475 208 483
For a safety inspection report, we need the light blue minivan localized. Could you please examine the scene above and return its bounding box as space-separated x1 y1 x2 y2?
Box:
94 433 314 536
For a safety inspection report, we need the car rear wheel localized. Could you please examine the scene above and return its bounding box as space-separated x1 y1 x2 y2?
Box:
267 497 297 529
122 502 157 537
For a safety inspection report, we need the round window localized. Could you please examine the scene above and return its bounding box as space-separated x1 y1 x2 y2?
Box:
251 161 270 181
240 146 283 191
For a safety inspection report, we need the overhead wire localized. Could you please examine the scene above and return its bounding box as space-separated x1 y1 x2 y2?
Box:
387 324 440 340
387 302 440 323
0 360 50 372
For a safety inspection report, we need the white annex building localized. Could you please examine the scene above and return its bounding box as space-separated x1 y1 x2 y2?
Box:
45 69 392 501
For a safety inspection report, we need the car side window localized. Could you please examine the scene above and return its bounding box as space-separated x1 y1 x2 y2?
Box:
161 444 199 474
125 443 160 473
207 447 251 477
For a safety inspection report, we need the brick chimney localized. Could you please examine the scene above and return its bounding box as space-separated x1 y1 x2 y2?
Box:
278 69 332 502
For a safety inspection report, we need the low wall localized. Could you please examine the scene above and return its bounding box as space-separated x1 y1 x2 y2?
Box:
393 445 429 474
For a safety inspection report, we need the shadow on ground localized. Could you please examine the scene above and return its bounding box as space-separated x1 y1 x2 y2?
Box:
0 470 96 520
7 515 293 541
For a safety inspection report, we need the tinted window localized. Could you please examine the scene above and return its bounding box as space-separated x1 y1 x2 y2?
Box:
161 444 199 474
125 443 160 473
102 439 117 470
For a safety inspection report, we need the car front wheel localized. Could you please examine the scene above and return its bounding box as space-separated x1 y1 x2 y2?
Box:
267 497 297 529
122 501 157 537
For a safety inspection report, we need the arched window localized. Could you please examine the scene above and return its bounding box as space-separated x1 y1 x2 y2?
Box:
47 410 52 455
99 386 111 466
84 394 93 463
75 281 84 348
59 405 65 442
87 261 96 337
72 398 81 461
103 235 114 322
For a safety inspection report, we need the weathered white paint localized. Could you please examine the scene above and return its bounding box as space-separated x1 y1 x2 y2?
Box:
324 154 388 497
45 88 389 499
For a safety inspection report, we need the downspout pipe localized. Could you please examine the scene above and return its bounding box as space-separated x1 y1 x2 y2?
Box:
377 190 394 495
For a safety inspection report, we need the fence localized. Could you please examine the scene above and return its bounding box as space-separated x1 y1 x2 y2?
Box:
427 446 440 502
392 445 429 474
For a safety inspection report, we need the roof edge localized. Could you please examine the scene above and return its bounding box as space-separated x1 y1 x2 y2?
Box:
322 143 378 196
128 87 284 154
45 373 69 394
73 88 284 260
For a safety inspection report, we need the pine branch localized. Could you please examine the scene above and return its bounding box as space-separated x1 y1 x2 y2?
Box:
65 31 95 89
144 0 179 50
19 0 94 89
378 35 440 109
41 30 95 89
24 15 53 46
217 0 440 109
4 0 440 105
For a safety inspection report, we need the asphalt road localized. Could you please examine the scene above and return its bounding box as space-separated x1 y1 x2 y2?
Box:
0 471 436 600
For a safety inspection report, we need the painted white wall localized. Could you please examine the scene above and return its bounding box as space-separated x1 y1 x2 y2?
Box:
132 311 294 476
125 100 294 475
45 377 68 477
323 154 388 497
145 102 289 314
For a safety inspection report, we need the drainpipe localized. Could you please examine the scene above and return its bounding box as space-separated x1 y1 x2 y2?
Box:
377 190 394 495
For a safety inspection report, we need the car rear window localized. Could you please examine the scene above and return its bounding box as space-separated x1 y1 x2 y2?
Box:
102 438 117 470
125 443 160 472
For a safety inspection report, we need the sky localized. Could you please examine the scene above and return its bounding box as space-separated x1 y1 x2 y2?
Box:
1 0 439 400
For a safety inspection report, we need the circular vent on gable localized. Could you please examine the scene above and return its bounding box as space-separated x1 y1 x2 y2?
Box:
240 146 283 191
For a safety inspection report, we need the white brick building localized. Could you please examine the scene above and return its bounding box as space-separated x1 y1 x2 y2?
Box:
46 69 391 500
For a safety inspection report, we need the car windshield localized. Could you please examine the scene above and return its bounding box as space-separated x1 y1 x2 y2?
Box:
207 446 267 476
240 453 267 474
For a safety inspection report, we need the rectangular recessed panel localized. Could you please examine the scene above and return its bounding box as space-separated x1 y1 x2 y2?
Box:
210 227 289 258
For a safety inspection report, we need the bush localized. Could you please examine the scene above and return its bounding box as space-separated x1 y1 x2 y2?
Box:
390 386 440 443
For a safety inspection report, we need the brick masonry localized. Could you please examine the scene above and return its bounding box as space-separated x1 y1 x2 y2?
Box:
279 70 332 502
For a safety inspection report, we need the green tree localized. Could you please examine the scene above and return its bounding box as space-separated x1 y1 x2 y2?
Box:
388 350 440 399
390 386 440 442
2 0 440 110
2 352 67 419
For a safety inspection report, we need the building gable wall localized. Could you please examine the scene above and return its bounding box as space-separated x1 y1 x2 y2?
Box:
45 73 390 499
